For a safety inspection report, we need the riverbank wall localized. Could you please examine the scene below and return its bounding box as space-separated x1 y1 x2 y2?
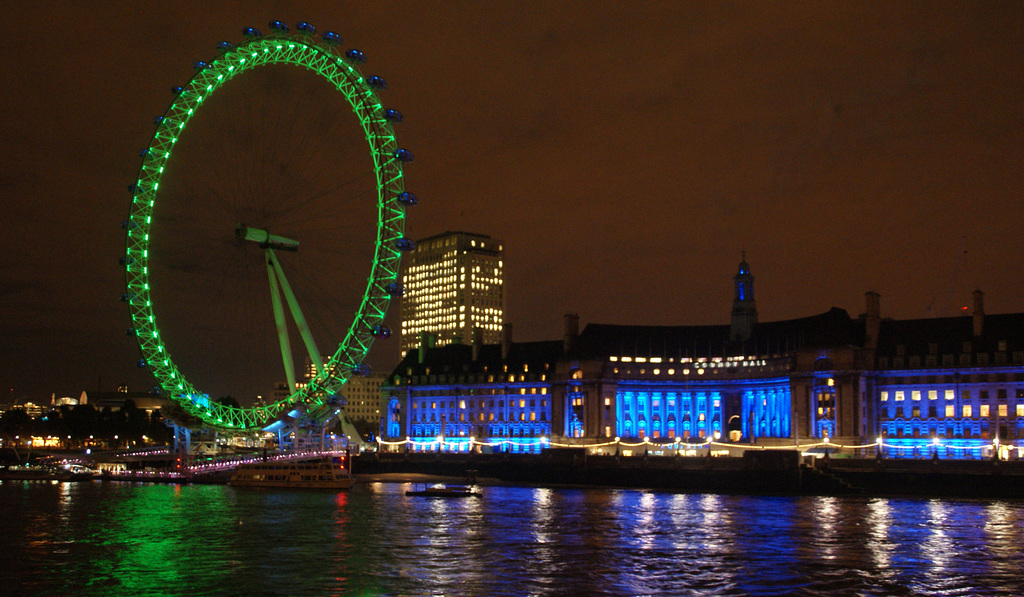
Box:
352 450 1024 499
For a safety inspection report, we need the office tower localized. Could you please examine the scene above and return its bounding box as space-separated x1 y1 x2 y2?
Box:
401 231 505 355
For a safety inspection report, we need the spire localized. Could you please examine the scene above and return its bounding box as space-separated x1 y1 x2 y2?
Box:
731 254 757 342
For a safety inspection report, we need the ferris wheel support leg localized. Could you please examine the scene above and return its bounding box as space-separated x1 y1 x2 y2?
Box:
267 251 297 393
267 249 325 376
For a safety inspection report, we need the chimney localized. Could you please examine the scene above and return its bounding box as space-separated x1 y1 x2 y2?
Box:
973 289 985 337
501 324 513 360
864 291 881 350
418 331 435 364
563 313 580 355
472 326 483 361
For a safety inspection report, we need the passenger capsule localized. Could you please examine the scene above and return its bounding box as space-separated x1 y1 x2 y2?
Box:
393 148 414 162
384 108 403 122
385 282 404 297
396 191 417 206
269 20 289 32
394 238 415 252
372 325 392 339
297 21 316 34
243 27 262 37
171 86 183 95
217 41 234 50
322 31 342 44
345 49 366 62
193 61 208 70
368 75 387 89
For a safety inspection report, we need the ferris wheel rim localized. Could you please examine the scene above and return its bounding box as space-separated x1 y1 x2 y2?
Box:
122 27 411 430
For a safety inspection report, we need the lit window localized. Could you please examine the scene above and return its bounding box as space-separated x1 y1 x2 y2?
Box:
945 405 954 417
980 404 990 417
945 389 954 401
928 390 937 400
895 391 905 401
880 391 889 402
911 391 921 401
1017 405 1024 417
998 404 1008 417
963 405 972 418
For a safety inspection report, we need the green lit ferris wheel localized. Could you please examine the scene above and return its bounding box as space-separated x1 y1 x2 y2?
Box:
122 21 417 430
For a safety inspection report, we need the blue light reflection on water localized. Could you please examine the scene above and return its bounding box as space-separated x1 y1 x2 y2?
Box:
1 480 1023 596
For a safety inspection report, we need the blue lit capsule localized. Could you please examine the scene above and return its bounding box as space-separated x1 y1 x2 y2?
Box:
372 325 392 339
396 191 417 206
322 31 342 44
385 282 404 297
368 75 387 89
217 41 234 50
384 108 403 122
269 20 289 32
171 86 183 95
153 116 164 125
243 27 262 37
346 49 366 62
297 21 316 34
393 148 414 162
394 238 415 252
193 61 208 70
137 359 148 368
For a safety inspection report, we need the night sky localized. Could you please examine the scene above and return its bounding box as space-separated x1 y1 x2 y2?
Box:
2 2 1023 403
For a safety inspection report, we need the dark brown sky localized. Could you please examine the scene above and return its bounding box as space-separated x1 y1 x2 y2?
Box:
2 1 1023 401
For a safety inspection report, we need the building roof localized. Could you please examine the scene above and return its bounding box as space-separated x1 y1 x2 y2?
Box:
576 307 864 360
389 308 870 377
876 312 1024 356
391 340 564 377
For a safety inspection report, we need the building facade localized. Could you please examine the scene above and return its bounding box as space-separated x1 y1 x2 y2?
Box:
400 231 505 356
382 261 1024 459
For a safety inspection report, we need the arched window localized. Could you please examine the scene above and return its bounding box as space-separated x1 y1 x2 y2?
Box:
386 398 401 438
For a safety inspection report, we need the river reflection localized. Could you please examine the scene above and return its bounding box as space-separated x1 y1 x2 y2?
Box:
2 480 1023 596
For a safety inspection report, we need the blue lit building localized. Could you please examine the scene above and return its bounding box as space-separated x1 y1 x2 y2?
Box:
382 260 1024 459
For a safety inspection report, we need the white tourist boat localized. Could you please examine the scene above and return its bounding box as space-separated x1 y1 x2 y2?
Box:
229 455 354 489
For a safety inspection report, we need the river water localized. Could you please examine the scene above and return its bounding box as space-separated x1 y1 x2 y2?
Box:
1 480 1022 596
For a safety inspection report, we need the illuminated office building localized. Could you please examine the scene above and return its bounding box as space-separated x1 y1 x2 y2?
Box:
383 259 1024 459
400 231 505 355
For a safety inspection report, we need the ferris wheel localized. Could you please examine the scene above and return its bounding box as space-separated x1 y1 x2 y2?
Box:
122 21 417 430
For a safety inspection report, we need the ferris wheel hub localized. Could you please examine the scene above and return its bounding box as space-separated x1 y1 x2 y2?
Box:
235 224 299 252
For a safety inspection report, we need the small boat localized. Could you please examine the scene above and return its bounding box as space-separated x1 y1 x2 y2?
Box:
0 464 73 481
229 455 353 489
405 484 480 498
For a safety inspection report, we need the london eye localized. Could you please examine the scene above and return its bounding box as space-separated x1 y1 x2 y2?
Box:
122 21 416 431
